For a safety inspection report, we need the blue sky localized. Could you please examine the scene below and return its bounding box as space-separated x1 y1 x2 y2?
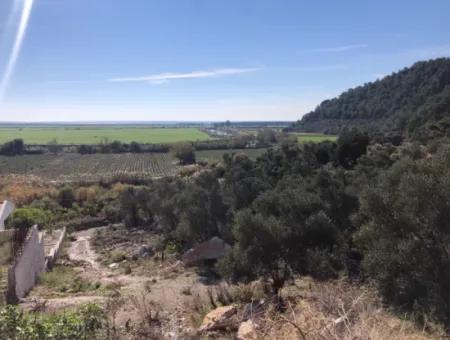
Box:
0 0 449 122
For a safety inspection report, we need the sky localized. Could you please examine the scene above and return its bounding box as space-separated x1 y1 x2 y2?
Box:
0 0 449 122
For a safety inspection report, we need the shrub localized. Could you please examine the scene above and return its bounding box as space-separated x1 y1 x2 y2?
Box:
75 186 100 203
337 128 370 168
57 187 76 208
0 139 25 156
8 207 52 229
0 304 106 339
356 148 450 325
171 142 196 165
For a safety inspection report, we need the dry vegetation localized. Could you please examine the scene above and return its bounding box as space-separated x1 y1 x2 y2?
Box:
258 279 444 340
0 175 55 205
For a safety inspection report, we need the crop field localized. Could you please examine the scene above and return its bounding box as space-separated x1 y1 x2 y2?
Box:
0 126 212 145
293 133 337 143
0 153 180 182
0 148 267 182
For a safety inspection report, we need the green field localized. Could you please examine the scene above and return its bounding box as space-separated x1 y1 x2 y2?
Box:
0 127 212 145
293 133 337 143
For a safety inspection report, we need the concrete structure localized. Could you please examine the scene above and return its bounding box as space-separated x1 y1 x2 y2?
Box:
10 225 46 299
2 226 67 303
0 201 15 231
44 227 66 270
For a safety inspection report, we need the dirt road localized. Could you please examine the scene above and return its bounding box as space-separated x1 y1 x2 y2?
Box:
67 229 100 269
22 227 209 337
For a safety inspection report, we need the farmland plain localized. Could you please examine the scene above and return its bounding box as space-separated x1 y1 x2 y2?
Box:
0 126 212 144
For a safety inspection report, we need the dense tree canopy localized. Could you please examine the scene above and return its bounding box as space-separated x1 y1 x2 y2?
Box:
356 147 450 323
294 58 450 136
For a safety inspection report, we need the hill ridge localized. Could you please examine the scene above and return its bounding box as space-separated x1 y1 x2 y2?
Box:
294 58 450 136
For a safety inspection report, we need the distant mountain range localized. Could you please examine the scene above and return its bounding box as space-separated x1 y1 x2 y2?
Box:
293 58 450 138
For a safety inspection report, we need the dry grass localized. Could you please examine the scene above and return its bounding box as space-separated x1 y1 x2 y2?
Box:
257 279 445 340
0 176 56 205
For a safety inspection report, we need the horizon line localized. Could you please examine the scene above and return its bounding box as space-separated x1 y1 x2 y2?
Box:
0 119 295 124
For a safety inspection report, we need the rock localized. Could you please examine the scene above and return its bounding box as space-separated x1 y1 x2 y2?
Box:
134 244 153 258
199 305 237 332
109 263 119 269
237 320 258 340
165 331 176 339
182 237 231 265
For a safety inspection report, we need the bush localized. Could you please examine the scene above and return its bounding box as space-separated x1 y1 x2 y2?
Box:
356 148 450 325
0 139 25 156
8 207 52 229
337 128 370 168
171 142 196 165
119 186 153 228
58 187 76 208
129 141 142 153
78 144 95 154
0 304 105 339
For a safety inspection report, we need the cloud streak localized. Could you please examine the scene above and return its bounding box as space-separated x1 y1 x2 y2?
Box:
299 44 368 54
0 0 35 103
108 67 261 84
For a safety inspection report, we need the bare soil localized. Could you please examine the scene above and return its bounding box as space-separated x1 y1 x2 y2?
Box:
22 227 218 338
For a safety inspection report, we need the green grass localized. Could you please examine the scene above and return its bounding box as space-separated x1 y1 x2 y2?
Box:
293 133 337 143
0 127 212 145
36 266 101 297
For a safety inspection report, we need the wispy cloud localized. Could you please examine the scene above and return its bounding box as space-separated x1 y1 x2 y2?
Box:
299 44 368 54
108 67 262 84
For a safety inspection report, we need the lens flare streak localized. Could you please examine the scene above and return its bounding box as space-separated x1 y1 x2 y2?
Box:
0 0 34 103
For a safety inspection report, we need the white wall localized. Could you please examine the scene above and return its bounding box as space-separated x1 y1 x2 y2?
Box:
13 226 45 299
45 227 66 270
0 201 15 231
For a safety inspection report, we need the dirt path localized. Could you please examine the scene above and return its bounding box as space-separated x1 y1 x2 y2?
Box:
25 228 207 314
21 227 215 338
67 229 99 269
67 228 156 292
22 228 150 311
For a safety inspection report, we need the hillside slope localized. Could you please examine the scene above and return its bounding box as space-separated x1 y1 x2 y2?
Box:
294 58 450 136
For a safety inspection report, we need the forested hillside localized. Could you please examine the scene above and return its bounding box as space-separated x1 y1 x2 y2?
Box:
294 58 450 138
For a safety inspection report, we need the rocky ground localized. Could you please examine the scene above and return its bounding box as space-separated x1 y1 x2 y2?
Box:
20 227 443 340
